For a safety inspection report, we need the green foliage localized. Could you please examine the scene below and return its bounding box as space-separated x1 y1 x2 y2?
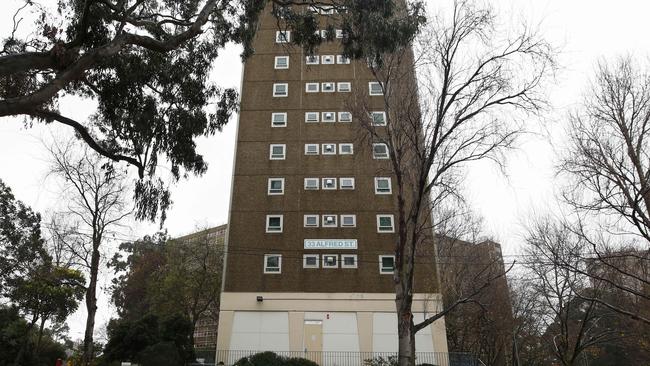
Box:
139 341 183 366
0 305 67 366
364 356 398 366
234 352 318 366
0 178 47 292
102 313 193 365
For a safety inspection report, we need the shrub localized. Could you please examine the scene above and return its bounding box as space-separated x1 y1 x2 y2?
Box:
234 352 319 366
364 356 398 366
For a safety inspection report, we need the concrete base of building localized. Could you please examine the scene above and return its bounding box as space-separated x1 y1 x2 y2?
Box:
216 292 448 357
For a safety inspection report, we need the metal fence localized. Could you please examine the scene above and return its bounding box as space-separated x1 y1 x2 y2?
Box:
188 350 479 366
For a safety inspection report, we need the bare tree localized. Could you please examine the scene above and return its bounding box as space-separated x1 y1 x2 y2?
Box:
48 141 130 366
523 217 621 366
349 1 555 364
559 56 650 322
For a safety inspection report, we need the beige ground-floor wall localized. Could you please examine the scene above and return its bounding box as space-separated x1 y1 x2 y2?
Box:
216 292 448 357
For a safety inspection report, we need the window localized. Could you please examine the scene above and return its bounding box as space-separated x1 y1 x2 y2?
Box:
339 177 355 190
321 82 335 92
371 111 387 126
269 144 286 160
322 254 338 268
275 31 290 43
304 215 319 227
266 215 283 233
338 112 352 123
275 56 289 69
320 30 329 39
322 144 336 155
273 83 288 97
305 82 319 93
377 214 395 233
337 55 351 64
340 214 356 227
303 254 319 268
306 55 319 65
322 214 338 227
341 254 357 268
268 178 285 195
271 112 287 127
335 29 344 39
305 112 319 123
322 112 336 123
374 177 392 194
372 143 389 159
322 178 337 190
379 255 395 274
304 144 319 155
321 55 335 64
304 178 319 190
339 143 353 155
264 254 282 273
369 81 384 95
337 82 351 92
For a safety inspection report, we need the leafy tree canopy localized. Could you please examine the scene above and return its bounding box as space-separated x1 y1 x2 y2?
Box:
0 0 425 223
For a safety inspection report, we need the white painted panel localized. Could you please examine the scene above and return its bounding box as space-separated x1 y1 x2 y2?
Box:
372 313 398 352
415 333 434 352
373 334 398 352
230 312 289 351
323 313 357 334
323 313 359 352
413 313 432 335
261 312 288 333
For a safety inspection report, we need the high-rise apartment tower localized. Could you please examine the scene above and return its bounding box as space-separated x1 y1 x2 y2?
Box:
217 2 448 359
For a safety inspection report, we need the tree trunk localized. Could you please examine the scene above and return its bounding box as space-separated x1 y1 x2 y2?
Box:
13 315 38 366
396 285 416 366
34 316 47 358
81 243 100 366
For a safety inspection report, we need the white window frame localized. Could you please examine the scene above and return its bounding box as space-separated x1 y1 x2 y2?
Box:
335 29 344 39
371 111 387 126
337 82 352 92
337 55 351 64
340 214 357 227
374 177 392 194
379 255 395 274
274 56 289 69
376 214 395 233
372 143 389 159
322 177 337 190
304 214 320 227
341 254 358 268
273 83 288 97
321 82 335 92
304 178 320 190
369 81 384 95
321 55 335 64
339 177 355 190
320 29 329 38
322 254 338 268
322 143 337 155
305 82 319 93
338 112 352 123
321 112 336 123
264 254 282 274
322 214 338 227
306 55 320 65
339 143 353 155
266 215 284 233
303 254 320 268
304 144 319 155
271 112 287 127
305 112 320 123
275 31 290 43
267 178 285 195
269 144 286 160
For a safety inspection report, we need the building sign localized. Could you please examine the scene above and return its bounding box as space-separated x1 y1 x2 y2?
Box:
304 239 357 249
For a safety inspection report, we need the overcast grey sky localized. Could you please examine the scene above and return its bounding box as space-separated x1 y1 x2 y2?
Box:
2 0 650 341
